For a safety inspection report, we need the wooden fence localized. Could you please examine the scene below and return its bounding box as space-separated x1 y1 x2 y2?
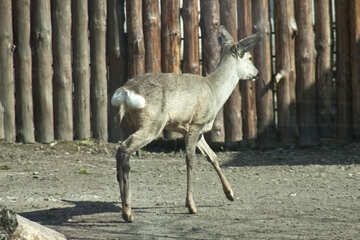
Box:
0 0 359 147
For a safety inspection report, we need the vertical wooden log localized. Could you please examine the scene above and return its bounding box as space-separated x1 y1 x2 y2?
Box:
350 0 360 139
161 0 181 74
220 0 243 144
0 0 15 143
274 0 298 144
52 0 73 141
238 0 257 140
161 0 181 139
252 0 276 148
108 0 128 142
13 0 35 143
127 0 145 78
89 0 108 141
295 0 320 146
315 0 335 138
143 0 161 73
182 0 200 74
200 0 225 143
32 0 54 143
72 0 91 140
335 0 352 142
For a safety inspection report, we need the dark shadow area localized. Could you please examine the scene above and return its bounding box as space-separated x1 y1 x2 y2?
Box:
20 200 121 225
222 142 360 167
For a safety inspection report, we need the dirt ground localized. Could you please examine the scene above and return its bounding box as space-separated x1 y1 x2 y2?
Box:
0 140 359 240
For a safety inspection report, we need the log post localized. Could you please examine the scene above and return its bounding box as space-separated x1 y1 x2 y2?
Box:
274 0 298 144
127 0 145 78
0 207 67 240
350 0 360 139
143 0 161 73
161 0 181 139
335 0 352 142
108 0 128 142
0 102 4 140
295 0 320 146
0 0 15 143
252 0 277 148
89 0 108 141
52 0 73 141
72 0 91 140
315 0 335 138
238 0 257 140
13 0 35 143
182 0 200 74
220 0 243 144
200 0 225 143
32 0 54 143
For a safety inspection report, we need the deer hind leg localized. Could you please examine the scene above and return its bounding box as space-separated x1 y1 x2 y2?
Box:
116 124 164 222
184 129 202 214
197 135 234 201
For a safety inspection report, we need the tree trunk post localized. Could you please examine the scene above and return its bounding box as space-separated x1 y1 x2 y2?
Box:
72 0 91 140
89 0 108 141
143 0 161 73
161 0 181 139
220 0 244 144
314 0 335 138
238 0 257 141
52 0 73 141
0 0 15 143
274 0 298 145
32 0 54 143
295 0 320 146
127 0 145 78
108 0 128 142
335 0 352 142
182 0 200 75
350 0 360 139
13 0 35 143
200 0 225 143
252 0 276 148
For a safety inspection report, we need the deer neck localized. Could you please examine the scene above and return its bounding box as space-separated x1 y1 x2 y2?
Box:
207 55 239 108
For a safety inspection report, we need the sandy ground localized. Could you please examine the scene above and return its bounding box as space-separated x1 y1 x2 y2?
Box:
0 140 359 240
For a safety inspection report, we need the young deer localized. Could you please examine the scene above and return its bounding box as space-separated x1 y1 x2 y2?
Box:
111 26 259 222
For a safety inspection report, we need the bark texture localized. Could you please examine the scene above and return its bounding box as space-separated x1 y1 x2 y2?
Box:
350 0 360 139
252 0 276 148
295 0 320 146
220 0 243 143
200 0 225 143
335 0 352 142
13 0 35 143
182 0 200 74
32 0 54 143
143 0 161 73
52 0 73 141
238 0 257 140
127 0 145 78
90 0 108 141
72 0 91 140
315 0 335 138
274 0 298 144
108 0 128 142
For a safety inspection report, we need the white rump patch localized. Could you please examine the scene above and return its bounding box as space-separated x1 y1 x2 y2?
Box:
111 88 146 109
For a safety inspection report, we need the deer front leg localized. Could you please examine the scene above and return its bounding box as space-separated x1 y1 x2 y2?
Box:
184 130 201 214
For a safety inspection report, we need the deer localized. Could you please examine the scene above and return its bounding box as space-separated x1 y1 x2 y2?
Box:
111 26 259 222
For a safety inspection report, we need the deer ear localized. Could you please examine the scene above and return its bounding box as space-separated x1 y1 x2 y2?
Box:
218 25 234 46
236 34 260 53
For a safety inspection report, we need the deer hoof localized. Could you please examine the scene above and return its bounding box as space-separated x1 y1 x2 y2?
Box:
185 198 197 214
224 189 234 201
122 209 134 223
